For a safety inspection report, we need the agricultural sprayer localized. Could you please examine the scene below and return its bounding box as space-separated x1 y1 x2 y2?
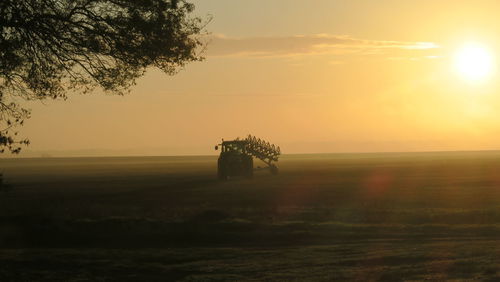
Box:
215 135 281 180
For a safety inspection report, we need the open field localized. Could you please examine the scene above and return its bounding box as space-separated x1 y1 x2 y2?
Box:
0 152 500 280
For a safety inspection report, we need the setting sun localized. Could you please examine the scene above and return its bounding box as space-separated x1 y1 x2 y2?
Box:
454 42 495 83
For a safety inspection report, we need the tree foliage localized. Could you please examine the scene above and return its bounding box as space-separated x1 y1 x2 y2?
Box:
0 0 205 153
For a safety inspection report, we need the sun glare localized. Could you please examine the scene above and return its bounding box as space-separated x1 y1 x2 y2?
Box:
454 42 495 83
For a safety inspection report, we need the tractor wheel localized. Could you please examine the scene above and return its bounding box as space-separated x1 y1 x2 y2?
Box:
270 164 279 175
218 159 228 181
245 156 254 179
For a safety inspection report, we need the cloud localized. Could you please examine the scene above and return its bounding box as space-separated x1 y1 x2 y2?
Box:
205 34 439 58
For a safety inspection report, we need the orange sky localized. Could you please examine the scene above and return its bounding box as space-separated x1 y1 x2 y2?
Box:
15 0 500 157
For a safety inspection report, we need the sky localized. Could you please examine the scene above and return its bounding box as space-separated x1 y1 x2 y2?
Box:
15 0 500 157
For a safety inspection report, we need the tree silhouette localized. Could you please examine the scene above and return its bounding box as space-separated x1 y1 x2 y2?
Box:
0 0 206 153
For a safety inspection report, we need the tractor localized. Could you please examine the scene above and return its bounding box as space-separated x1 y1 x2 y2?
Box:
215 135 280 180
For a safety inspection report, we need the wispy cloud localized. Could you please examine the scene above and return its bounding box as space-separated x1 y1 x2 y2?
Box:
206 34 439 58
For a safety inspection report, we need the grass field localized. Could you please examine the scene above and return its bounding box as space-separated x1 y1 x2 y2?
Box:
0 152 499 281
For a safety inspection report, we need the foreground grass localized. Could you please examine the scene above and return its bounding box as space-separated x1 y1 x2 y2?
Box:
0 240 498 281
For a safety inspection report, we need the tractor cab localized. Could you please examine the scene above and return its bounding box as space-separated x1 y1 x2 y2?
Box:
217 140 247 154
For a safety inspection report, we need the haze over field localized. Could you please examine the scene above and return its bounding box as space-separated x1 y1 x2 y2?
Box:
12 0 500 157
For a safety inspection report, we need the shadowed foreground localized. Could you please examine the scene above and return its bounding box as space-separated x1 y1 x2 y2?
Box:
0 152 499 280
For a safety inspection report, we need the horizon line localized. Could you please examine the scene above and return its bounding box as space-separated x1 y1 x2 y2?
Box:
3 149 500 160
